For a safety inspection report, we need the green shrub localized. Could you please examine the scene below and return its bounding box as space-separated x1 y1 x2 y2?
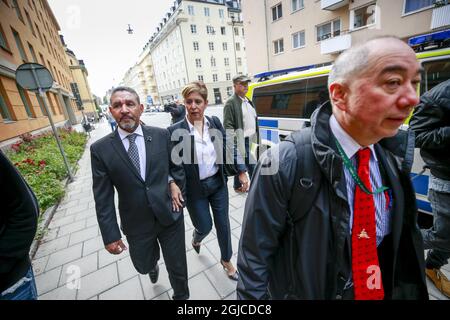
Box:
7 129 87 212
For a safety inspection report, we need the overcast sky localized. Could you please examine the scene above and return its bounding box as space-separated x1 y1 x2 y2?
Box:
47 0 175 98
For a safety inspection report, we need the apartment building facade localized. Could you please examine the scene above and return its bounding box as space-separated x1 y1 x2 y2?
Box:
120 47 160 106
242 0 450 77
139 0 247 105
0 0 82 143
65 47 97 119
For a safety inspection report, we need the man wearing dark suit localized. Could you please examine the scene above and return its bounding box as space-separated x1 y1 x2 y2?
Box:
90 87 189 300
223 75 259 192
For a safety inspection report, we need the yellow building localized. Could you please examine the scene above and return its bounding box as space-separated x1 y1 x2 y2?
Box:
0 0 82 144
65 44 97 119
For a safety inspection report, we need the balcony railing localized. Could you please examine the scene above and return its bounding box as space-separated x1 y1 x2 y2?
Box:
321 0 349 11
321 33 351 55
431 4 450 29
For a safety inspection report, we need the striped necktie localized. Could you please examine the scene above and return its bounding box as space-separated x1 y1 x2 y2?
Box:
127 133 140 174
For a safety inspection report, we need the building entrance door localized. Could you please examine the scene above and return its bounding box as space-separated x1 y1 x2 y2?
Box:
213 88 222 105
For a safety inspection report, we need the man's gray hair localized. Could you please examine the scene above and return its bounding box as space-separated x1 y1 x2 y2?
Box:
110 86 140 105
327 44 369 87
328 36 402 87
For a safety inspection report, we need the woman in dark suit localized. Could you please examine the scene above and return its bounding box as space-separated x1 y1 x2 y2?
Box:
169 81 248 280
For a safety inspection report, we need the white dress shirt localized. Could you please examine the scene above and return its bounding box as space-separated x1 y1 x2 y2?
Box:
118 125 146 181
240 96 257 138
187 117 219 180
329 115 392 246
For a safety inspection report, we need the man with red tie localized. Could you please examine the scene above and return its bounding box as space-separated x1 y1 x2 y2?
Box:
237 36 428 300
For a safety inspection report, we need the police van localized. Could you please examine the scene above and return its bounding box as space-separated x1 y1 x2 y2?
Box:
248 34 450 217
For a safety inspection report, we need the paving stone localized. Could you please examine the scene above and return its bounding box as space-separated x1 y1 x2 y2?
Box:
58 252 98 287
151 292 170 300
76 263 118 300
117 256 138 282
65 202 89 217
69 190 92 201
98 248 130 268
34 235 70 259
83 235 104 256
69 225 99 246
99 276 144 300
49 215 76 229
205 264 238 298
41 228 59 243
187 272 221 300
73 208 96 221
58 220 86 236
32 255 49 276
39 285 77 300
46 243 83 271
58 199 79 211
35 266 62 295
224 292 237 300
229 196 246 210
229 207 245 224
186 248 216 278
86 216 98 228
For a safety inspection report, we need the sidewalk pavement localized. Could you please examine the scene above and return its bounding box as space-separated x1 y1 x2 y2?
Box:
31 121 449 300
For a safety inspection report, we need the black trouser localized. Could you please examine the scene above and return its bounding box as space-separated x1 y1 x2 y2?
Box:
126 215 189 300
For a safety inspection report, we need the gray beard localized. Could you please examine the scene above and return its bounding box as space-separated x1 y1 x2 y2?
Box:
119 119 137 132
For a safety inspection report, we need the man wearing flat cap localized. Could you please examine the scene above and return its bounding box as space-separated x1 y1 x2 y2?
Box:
223 75 258 192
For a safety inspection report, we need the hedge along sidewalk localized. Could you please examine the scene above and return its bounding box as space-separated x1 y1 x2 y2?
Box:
5 128 88 258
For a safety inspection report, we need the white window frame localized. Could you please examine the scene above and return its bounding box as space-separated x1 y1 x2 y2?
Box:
219 9 224 18
272 3 283 21
195 58 202 68
224 57 230 66
350 2 377 31
193 42 199 51
211 57 216 67
204 7 210 17
209 42 214 51
223 42 228 51
198 75 204 82
191 24 197 34
236 42 241 51
212 74 218 82
226 73 231 81
237 57 242 66
292 30 305 49
188 5 195 15
291 0 304 13
402 0 436 15
316 19 341 42
273 38 284 54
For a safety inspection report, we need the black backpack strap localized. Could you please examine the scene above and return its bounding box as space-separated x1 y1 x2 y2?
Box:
285 127 321 299
287 127 321 221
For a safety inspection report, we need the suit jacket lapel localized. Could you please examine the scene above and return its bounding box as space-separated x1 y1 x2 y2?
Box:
206 116 222 161
143 126 154 182
181 119 199 176
110 131 143 182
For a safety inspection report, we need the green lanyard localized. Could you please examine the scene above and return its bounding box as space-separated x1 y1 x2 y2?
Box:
334 138 388 195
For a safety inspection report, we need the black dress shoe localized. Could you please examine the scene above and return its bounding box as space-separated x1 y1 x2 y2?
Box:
149 264 159 284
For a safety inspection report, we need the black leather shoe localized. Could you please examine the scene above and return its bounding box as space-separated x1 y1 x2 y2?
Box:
149 264 159 284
